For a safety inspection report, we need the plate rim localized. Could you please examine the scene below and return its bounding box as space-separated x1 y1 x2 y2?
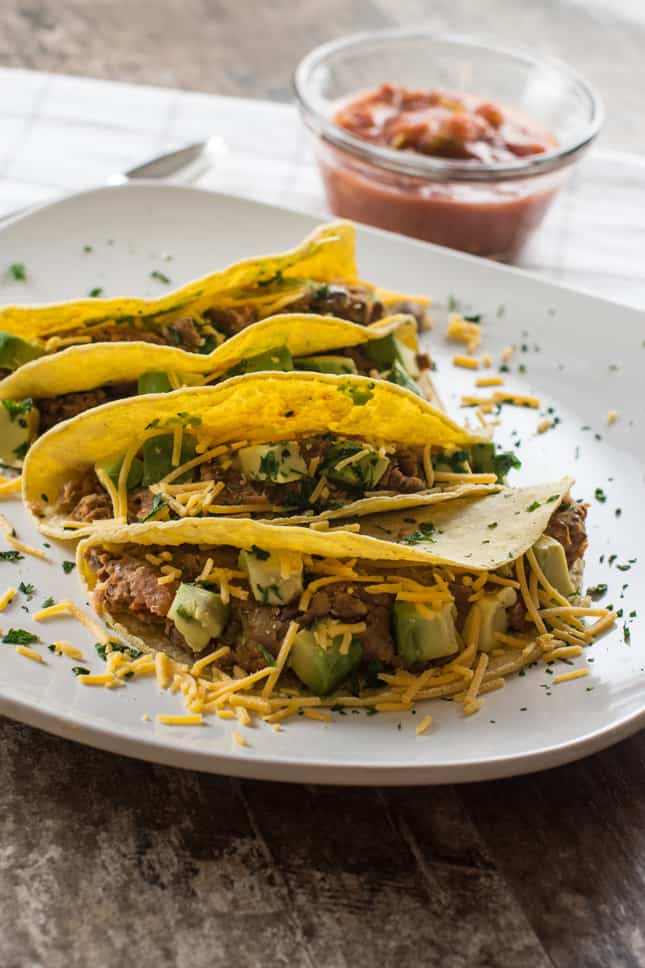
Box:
0 180 643 784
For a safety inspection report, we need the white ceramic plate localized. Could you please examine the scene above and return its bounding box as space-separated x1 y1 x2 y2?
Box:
0 184 642 785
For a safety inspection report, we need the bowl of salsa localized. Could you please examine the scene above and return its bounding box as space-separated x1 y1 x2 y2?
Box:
294 31 602 261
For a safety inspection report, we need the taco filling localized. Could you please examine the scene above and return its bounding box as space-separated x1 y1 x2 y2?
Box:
81 493 588 699
0 222 430 373
48 433 514 526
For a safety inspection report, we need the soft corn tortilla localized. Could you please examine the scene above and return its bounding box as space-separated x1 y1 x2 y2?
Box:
76 479 573 659
0 221 427 347
0 312 434 404
25 371 484 538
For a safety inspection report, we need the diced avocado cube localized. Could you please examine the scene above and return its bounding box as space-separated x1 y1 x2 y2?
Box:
394 600 459 667
469 442 495 474
168 583 230 653
289 625 363 695
142 432 196 486
388 359 422 397
324 440 389 490
464 586 518 652
137 371 173 395
239 547 303 605
432 448 471 474
294 354 358 375
365 333 419 377
533 534 576 597
0 332 44 372
0 399 39 467
99 454 144 491
470 443 520 483
226 345 294 377
237 441 307 483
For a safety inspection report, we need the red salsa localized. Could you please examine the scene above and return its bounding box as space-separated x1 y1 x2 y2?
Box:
318 84 563 260
335 83 555 163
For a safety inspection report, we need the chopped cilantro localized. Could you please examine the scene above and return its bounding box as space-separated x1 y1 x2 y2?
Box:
83 245 93 253
150 270 171 284
337 381 375 406
402 522 436 544
527 501 541 512
2 628 39 644
493 450 521 483
586 583 608 600
258 645 276 667
616 563 631 572
463 313 481 323
8 262 26 281
259 450 279 481
142 493 167 522
12 441 29 461
487 522 498 530
88 287 103 298
0 550 23 562
546 494 560 503
62 561 76 574
41 596 55 608
624 625 631 644
18 582 35 600
2 399 33 422
72 666 90 676
594 487 607 503
95 641 142 661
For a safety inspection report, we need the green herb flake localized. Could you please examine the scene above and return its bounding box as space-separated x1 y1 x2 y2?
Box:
594 487 607 503
258 645 276 667
83 245 93 253
586 583 608 600
9 262 26 281
487 522 498 530
41 596 55 608
150 270 171 284
62 561 76 574
2 399 33 423
402 522 436 545
546 494 560 503
624 625 631 644
142 493 167 522
88 287 104 298
72 666 90 677
0 550 23 562
2 628 39 644
337 381 375 406
526 501 541 512
18 582 35 600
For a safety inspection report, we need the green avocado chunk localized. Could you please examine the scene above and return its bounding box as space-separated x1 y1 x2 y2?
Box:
99 454 144 490
226 345 294 377
237 441 307 483
533 534 576 597
0 332 45 372
364 333 419 377
168 583 230 653
0 399 39 467
142 432 196 485
137 371 173 395
238 547 303 605
388 359 422 397
464 587 518 652
469 442 521 483
295 354 358 375
289 625 363 696
394 600 459 667
324 440 389 490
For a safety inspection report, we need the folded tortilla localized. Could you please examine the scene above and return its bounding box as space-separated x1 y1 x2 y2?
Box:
25 372 485 539
75 478 595 707
0 221 429 360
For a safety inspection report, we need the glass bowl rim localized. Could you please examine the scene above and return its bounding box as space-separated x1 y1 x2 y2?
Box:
293 28 604 183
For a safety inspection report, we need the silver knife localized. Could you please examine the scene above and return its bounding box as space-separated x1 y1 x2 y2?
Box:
1 135 226 223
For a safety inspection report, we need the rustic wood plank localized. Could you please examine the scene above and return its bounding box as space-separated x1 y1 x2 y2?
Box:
0 719 314 968
240 780 552 967
459 733 645 968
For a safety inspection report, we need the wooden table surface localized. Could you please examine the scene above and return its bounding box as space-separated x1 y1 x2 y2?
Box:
1 3 644 966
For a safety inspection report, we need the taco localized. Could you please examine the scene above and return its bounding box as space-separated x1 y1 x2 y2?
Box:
0 221 429 378
24 372 517 539
0 312 439 469
76 478 606 715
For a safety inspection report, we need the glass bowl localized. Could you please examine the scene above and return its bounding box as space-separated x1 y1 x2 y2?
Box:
294 30 603 261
